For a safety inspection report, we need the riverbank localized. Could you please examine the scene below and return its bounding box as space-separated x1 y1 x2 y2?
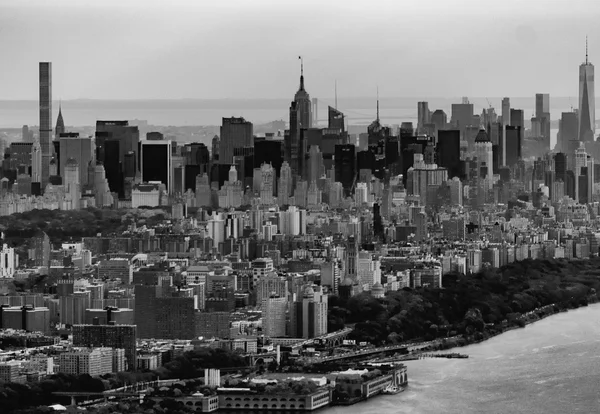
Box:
395 293 599 356
325 302 600 414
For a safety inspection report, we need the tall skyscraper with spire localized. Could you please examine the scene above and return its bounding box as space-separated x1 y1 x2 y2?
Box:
39 62 52 190
294 57 312 129
286 57 312 178
579 37 595 142
55 103 65 137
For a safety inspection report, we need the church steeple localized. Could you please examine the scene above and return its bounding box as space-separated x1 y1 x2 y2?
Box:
55 101 65 137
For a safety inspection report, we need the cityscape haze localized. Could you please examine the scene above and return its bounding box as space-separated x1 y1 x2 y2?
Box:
0 1 600 413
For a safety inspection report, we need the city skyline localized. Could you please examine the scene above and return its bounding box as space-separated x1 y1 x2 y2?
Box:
0 0 599 100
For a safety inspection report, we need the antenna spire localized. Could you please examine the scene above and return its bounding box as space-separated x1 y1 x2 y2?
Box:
376 86 380 121
335 80 338 109
586 36 589 64
298 56 304 90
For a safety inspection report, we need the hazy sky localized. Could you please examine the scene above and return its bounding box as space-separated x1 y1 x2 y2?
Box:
1 0 600 100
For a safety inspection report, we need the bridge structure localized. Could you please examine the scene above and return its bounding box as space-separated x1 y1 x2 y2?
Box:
292 327 354 349
246 328 354 365
53 379 181 407
305 343 409 364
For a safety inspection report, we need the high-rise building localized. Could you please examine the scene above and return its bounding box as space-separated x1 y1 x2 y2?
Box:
307 145 323 183
59 133 95 187
29 231 50 268
451 98 474 136
474 129 494 189
431 110 447 131
95 121 139 197
289 285 327 339
558 111 579 153
510 109 525 130
505 126 522 168
501 97 510 126
286 61 312 178
31 140 42 184
579 41 595 141
436 130 461 179
64 158 81 209
39 62 52 189
535 93 550 117
55 104 65 137
140 140 172 192
262 296 287 337
72 324 137 371
328 106 345 132
218 117 253 167
334 144 356 197
294 60 312 129
417 101 431 133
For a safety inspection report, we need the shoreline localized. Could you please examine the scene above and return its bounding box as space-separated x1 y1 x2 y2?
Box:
395 295 600 357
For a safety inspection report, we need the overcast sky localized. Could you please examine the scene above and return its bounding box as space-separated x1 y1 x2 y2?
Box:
1 0 599 100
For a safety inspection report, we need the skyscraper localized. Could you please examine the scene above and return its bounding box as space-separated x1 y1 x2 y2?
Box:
417 101 431 133
501 97 510 126
294 58 312 129
59 133 95 187
140 140 172 192
579 40 595 141
55 104 65 137
31 140 42 184
39 62 52 189
436 130 461 179
286 59 312 178
334 144 356 197
289 285 327 339
219 117 253 165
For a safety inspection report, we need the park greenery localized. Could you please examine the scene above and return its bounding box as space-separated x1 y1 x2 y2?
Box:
328 258 600 346
0 207 169 245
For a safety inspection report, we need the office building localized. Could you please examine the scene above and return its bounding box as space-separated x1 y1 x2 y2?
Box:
59 133 95 186
501 97 510 125
334 144 356 197
72 324 137 371
57 347 118 377
286 62 312 177
289 285 328 339
417 101 431 133
55 104 65 136
262 296 287 337
140 140 172 192
219 117 253 165
29 231 50 267
0 305 50 334
505 126 522 168
196 312 231 339
95 121 139 197
31 140 42 184
39 62 52 189
579 42 595 141
436 130 461 179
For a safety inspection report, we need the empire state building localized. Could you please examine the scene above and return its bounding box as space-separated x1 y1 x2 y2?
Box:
286 57 312 178
579 40 595 142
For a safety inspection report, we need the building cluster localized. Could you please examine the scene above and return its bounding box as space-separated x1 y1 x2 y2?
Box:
0 48 598 383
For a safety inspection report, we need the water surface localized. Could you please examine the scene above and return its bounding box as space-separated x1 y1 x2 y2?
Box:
326 304 600 414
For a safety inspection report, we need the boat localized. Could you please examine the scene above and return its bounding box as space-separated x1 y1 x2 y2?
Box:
382 384 404 395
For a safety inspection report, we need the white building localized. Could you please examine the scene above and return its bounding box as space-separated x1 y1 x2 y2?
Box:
262 296 287 337
131 182 162 208
0 244 18 277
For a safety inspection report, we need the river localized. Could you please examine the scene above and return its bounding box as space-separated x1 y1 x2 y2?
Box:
325 304 600 414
